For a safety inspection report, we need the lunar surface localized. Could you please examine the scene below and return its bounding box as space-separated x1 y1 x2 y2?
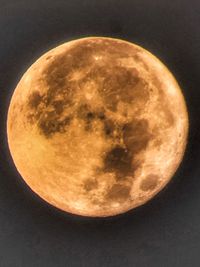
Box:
7 37 188 217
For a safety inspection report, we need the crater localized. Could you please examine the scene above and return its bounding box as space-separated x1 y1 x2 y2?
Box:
97 111 106 120
157 89 175 128
123 119 151 154
38 113 71 137
77 104 107 132
84 179 98 191
77 104 92 119
104 119 116 137
105 184 131 203
28 91 43 109
164 107 175 127
103 146 133 179
140 174 159 191
52 100 65 115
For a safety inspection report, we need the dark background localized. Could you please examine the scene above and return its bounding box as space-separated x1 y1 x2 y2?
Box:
0 0 200 266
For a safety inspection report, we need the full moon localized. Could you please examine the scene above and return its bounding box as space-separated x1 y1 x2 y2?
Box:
7 37 188 217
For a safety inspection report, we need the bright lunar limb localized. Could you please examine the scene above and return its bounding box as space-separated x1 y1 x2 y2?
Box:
7 37 188 217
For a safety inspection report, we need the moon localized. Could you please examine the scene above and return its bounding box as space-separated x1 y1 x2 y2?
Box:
7 37 188 217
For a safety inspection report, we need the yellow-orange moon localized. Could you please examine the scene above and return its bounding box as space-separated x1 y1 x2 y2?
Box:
7 37 188 217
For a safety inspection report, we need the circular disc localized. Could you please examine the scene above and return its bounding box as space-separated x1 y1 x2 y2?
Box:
7 37 188 217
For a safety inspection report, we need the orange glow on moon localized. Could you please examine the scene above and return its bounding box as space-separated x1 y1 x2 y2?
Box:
7 37 188 217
